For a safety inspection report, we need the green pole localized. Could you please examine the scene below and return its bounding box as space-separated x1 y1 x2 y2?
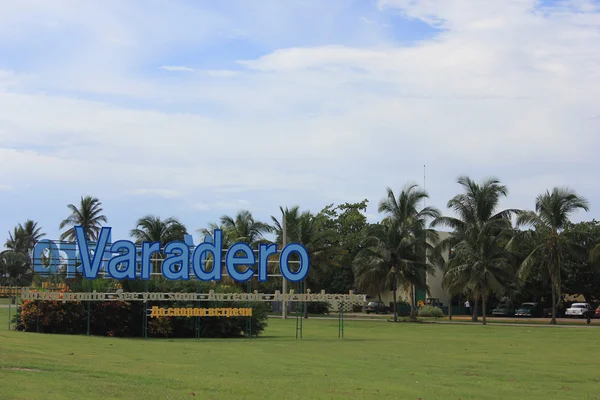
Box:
144 280 149 340
246 280 252 338
338 302 344 339
195 279 200 339
295 281 303 339
86 279 91 336
8 284 11 331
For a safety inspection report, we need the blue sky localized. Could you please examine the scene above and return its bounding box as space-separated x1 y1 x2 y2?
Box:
1 0 599 245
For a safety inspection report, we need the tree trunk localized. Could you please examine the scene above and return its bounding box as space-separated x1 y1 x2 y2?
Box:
392 283 398 322
472 298 479 322
410 284 417 321
550 284 557 325
448 297 452 320
481 283 487 325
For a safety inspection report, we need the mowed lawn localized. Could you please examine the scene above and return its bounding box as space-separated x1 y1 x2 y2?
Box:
1 308 600 400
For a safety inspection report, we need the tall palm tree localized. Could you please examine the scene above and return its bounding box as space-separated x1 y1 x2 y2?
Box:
515 187 589 324
378 183 442 319
5 220 45 254
59 196 107 241
130 215 188 244
220 209 272 245
432 176 520 323
354 219 437 322
355 184 440 321
129 215 188 278
197 222 234 247
441 225 517 324
270 206 302 244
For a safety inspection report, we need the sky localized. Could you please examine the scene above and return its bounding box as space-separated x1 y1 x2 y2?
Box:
1 0 599 246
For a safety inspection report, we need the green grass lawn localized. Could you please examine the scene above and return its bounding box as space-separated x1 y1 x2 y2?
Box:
1 308 600 400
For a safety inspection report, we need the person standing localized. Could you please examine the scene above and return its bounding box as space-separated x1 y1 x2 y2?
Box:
465 299 471 316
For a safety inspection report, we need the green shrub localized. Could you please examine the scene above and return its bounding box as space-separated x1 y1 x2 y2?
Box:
15 281 270 338
417 305 444 318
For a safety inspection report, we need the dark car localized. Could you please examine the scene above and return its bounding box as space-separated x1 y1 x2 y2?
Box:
515 302 544 317
364 301 391 314
491 304 515 317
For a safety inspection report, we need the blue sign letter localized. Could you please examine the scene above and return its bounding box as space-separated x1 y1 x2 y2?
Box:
225 243 255 282
107 240 137 279
76 226 111 279
279 243 310 282
162 242 190 280
192 230 223 281
258 243 277 282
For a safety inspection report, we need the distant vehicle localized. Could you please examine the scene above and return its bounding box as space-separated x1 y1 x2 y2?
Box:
491 304 515 317
515 302 544 317
595 306 600 318
364 301 391 314
565 303 594 318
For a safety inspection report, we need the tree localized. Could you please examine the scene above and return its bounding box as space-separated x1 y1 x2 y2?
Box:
559 220 600 304
377 183 442 320
130 215 188 244
59 196 107 241
5 219 45 255
515 187 590 324
432 176 520 323
271 206 341 317
441 226 517 324
0 250 31 286
354 219 437 322
355 184 440 321
318 200 370 293
220 210 271 246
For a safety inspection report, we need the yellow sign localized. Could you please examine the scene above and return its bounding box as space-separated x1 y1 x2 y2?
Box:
150 306 252 318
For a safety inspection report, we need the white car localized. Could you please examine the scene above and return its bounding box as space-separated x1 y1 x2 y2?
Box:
565 303 594 318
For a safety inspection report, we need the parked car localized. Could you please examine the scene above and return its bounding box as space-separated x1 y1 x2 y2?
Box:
364 301 391 314
491 304 515 317
565 303 594 318
595 306 600 318
515 302 544 317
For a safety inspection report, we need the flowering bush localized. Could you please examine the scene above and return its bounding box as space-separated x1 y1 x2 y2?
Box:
148 317 173 338
14 283 269 338
417 305 444 318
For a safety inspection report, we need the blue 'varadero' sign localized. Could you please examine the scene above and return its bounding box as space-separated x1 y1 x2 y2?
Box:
32 226 310 282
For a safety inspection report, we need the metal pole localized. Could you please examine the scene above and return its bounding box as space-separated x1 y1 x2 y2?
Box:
282 213 287 319
8 283 11 331
86 279 91 336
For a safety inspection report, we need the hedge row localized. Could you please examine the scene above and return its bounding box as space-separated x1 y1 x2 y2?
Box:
15 298 270 338
14 280 270 338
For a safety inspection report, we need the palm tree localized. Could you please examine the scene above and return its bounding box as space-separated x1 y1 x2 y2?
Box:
220 209 272 245
5 220 45 255
377 183 442 319
354 219 436 322
432 176 520 323
271 206 340 316
59 196 107 241
354 184 440 321
197 222 234 247
130 215 188 244
129 215 188 279
441 226 517 324
515 187 589 324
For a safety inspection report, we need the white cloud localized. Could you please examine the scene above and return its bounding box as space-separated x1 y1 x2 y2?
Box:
1 0 599 243
193 199 250 211
159 66 195 72
130 189 183 199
